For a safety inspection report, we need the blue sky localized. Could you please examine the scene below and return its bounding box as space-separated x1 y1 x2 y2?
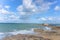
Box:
0 0 60 23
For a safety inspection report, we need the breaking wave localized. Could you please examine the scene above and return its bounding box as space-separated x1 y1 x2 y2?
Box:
0 27 52 40
0 28 36 40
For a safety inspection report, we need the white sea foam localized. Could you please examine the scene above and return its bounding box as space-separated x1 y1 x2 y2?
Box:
0 33 5 40
0 28 36 40
9 30 35 35
44 26 52 31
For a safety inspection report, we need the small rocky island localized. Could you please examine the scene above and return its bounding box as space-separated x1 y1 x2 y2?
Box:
2 24 60 40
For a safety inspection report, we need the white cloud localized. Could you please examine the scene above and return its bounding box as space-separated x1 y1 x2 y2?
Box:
4 5 10 9
38 17 56 21
0 0 58 23
0 16 8 22
0 17 4 21
17 5 23 12
9 15 19 20
38 17 47 21
0 4 20 22
23 0 32 9
48 17 53 20
0 5 11 14
19 12 27 15
0 15 20 23
54 6 60 11
16 0 57 20
0 9 9 14
0 5 3 8
41 17 47 21
17 0 56 15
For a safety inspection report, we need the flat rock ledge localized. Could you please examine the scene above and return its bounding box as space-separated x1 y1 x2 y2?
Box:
3 34 51 40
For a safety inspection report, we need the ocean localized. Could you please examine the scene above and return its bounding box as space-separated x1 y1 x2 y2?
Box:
0 23 44 32
0 23 45 40
0 23 59 40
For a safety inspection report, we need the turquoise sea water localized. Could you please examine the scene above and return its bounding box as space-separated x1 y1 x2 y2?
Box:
0 23 45 40
0 23 44 32
0 23 60 40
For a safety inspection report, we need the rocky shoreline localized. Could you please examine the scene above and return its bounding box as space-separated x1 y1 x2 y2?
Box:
2 25 60 40
3 34 51 40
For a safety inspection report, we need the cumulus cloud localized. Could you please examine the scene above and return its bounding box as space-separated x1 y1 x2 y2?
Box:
0 14 20 23
17 0 57 18
38 17 56 21
0 9 9 14
17 0 55 12
54 6 60 11
0 4 20 22
48 17 53 20
0 17 5 21
0 5 3 8
16 0 57 20
4 5 10 9
9 15 20 20
0 0 58 23
38 17 47 21
0 5 11 14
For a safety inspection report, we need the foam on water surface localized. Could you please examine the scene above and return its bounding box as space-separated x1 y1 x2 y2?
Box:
0 28 36 40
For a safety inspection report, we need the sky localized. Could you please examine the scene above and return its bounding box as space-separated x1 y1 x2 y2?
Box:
0 0 60 23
